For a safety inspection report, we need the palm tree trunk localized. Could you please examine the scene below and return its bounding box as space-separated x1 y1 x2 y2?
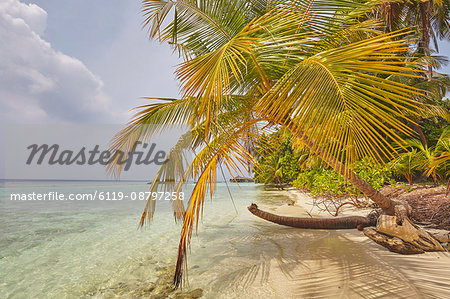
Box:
413 121 428 148
275 175 283 190
248 204 376 229
415 0 431 148
295 130 398 215
250 123 401 231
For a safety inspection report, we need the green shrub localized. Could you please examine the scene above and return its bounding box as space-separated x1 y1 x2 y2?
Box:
292 159 394 198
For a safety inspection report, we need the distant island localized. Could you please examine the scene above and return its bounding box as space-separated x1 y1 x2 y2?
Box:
230 176 254 183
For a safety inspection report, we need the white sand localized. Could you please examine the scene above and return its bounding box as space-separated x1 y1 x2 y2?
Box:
199 188 450 298
273 188 373 218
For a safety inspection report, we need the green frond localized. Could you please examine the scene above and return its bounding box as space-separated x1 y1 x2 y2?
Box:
427 127 450 176
108 97 197 175
136 96 257 224
143 0 256 56
257 30 427 171
173 118 260 287
175 17 268 137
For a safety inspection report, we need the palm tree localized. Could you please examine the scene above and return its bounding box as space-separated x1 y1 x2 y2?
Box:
373 0 450 147
375 0 450 64
109 0 441 286
391 128 450 184
430 151 450 193
254 129 302 188
391 146 422 184
427 127 450 192
256 155 284 188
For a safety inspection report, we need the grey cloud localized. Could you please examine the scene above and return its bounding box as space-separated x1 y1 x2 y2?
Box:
0 0 117 123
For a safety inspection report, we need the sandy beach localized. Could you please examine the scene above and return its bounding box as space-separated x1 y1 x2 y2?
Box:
2 183 449 298
273 188 373 218
188 188 450 298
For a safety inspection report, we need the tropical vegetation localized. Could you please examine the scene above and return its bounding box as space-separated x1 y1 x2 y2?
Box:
256 124 450 189
108 0 450 286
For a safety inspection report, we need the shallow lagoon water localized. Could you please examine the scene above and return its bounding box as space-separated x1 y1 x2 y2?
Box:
1 181 449 298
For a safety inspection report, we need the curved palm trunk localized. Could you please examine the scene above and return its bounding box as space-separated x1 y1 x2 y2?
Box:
248 204 376 229
267 117 400 215
413 121 428 148
293 130 399 215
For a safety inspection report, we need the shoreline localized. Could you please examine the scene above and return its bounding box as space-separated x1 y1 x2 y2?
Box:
271 187 373 218
2 183 449 298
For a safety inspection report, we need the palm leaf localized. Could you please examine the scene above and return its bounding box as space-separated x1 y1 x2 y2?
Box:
257 30 427 172
173 118 260 287
108 97 198 175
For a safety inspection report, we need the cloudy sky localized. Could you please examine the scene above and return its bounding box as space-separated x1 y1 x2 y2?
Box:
0 0 449 180
1 0 449 126
0 0 181 124
0 0 183 179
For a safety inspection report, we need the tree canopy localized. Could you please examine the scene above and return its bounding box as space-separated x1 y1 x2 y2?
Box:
109 0 449 287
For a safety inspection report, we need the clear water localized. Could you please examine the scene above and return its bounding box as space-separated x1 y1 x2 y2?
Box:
1 181 449 298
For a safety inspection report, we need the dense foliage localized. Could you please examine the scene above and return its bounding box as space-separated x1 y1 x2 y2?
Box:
422 100 450 147
253 130 303 185
254 128 395 196
255 126 450 196
391 127 450 184
292 160 394 199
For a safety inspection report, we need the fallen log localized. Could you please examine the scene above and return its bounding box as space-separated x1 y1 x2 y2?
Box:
247 203 376 229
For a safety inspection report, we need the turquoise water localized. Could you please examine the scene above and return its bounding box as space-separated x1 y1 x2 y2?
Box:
0 181 268 298
1 181 449 298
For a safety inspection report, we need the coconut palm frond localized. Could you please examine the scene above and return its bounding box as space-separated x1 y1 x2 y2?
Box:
138 97 258 223
108 97 198 175
427 127 450 177
257 30 427 171
140 130 194 226
429 151 450 169
419 103 450 121
173 119 260 287
143 0 255 57
142 0 377 58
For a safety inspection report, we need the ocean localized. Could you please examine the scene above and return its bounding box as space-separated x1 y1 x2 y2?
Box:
1 181 449 298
